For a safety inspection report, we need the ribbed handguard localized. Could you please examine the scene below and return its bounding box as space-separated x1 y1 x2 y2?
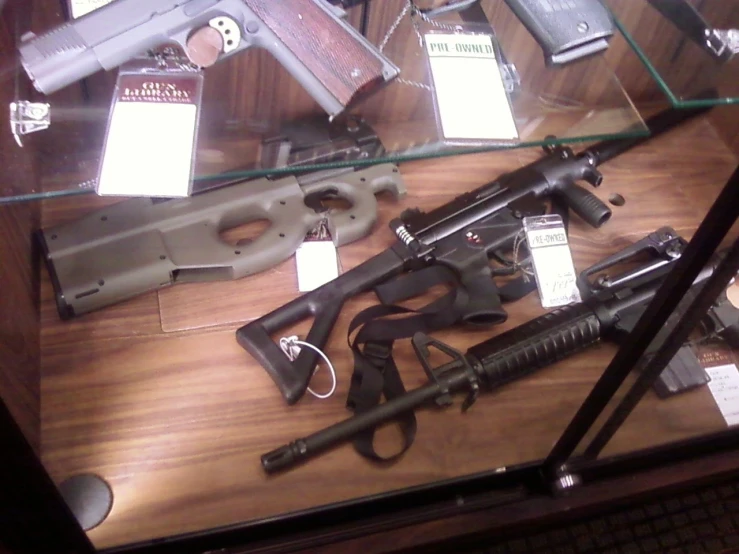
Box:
467 303 603 390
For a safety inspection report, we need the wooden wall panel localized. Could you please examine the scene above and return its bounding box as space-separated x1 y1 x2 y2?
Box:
191 0 734 127
0 200 40 451
62 2 683 131
711 107 739 155
194 0 659 129
18 1 738 159
607 0 738 103
14 1 737 126
0 0 51 452
0 0 98 453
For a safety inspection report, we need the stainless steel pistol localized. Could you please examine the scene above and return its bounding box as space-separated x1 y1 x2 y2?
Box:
17 0 400 117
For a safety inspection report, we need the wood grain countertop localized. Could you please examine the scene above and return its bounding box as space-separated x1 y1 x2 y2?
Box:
38 115 738 548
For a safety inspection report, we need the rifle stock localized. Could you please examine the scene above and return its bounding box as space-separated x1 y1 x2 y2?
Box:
236 248 408 404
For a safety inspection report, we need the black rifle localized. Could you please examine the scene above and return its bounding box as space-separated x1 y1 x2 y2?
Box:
261 228 723 473
237 105 710 405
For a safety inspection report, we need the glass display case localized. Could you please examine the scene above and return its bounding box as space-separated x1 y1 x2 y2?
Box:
0 0 652 203
0 2 738 554
606 0 739 106
552 169 739 473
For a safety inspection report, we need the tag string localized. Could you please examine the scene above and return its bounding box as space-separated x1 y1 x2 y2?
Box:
279 335 337 399
512 229 534 277
378 1 445 92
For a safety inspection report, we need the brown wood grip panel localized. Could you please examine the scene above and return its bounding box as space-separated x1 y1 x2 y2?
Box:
243 0 388 107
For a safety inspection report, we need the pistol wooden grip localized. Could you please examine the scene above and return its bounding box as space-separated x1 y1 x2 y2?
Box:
244 0 389 107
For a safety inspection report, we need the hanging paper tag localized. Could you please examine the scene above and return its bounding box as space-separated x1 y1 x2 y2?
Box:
696 347 739 427
68 0 114 18
523 215 581 308
424 33 518 142
97 57 203 197
295 221 340 292
705 364 739 426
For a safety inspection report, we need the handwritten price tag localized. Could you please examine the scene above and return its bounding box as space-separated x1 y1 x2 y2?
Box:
524 216 581 308
705 364 739 427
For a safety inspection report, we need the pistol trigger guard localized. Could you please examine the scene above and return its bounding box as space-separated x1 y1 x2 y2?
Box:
311 164 407 247
303 188 338 214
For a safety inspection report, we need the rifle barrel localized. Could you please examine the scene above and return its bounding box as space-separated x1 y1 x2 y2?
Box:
261 369 472 473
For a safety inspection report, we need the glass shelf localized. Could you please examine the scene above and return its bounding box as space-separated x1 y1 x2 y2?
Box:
0 0 648 203
606 0 739 107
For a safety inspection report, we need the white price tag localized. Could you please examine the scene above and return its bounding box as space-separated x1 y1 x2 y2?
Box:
295 222 339 292
425 33 518 142
705 363 739 427
97 72 203 197
523 215 581 308
68 0 114 18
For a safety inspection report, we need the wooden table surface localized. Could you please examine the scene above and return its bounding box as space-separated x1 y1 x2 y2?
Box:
38 116 738 549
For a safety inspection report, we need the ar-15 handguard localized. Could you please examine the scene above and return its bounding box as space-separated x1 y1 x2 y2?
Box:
18 0 399 118
39 163 405 319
